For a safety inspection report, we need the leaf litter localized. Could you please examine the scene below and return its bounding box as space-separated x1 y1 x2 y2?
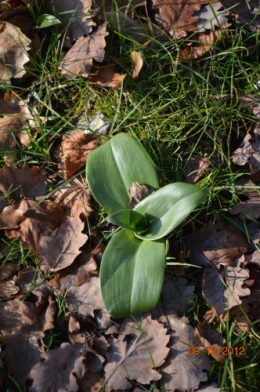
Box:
1 0 260 391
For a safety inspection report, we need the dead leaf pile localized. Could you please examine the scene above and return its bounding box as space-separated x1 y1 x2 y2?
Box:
0 0 259 87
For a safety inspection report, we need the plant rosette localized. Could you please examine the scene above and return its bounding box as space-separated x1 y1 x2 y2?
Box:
86 133 208 318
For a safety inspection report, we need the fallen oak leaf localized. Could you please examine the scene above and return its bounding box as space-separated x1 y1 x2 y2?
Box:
65 276 107 318
59 23 108 79
202 256 250 316
231 125 260 174
0 21 31 81
159 316 211 391
196 322 225 363
40 217 88 274
152 0 219 39
0 164 47 202
29 343 87 392
5 199 65 254
104 315 170 390
186 222 248 269
4 332 43 389
0 298 40 336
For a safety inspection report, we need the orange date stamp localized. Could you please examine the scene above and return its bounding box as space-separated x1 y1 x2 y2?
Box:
188 346 245 356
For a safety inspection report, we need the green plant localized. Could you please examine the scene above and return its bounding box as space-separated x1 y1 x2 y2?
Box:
86 133 208 318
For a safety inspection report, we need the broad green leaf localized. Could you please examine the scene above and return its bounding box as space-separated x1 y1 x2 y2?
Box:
107 209 148 234
86 133 159 214
134 183 209 240
100 229 165 318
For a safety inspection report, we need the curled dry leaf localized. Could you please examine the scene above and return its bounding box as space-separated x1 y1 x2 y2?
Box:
0 164 46 202
202 256 250 316
33 286 57 331
0 21 31 81
29 343 87 392
58 131 99 179
186 222 248 269
88 64 126 90
104 316 170 390
0 199 29 229
59 24 108 79
4 332 43 389
160 316 211 391
131 51 144 79
40 217 88 274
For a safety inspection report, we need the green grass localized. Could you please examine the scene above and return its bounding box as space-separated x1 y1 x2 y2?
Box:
1 3 260 391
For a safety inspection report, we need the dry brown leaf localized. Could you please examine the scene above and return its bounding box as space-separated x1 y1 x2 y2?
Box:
197 323 225 363
0 199 29 229
104 316 170 390
202 256 250 316
47 0 95 42
29 343 87 392
184 155 210 183
131 51 144 79
231 190 260 219
232 126 260 174
52 179 95 220
186 222 248 269
152 277 197 321
88 64 126 90
128 181 154 209
15 266 40 294
59 24 108 79
65 276 107 317
152 0 218 39
0 299 37 335
5 199 65 253
0 164 46 202
160 316 211 391
33 286 57 331
195 2 228 32
40 217 88 274
58 131 99 179
49 252 98 292
179 29 223 60
231 265 260 327
223 0 260 30
0 21 31 81
4 332 43 388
